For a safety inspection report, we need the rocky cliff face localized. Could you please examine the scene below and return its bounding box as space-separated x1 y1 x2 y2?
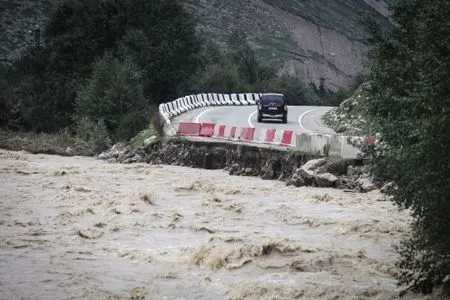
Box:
0 0 390 90
183 0 391 90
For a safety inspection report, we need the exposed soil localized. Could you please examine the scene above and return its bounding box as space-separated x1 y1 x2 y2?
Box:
0 149 437 299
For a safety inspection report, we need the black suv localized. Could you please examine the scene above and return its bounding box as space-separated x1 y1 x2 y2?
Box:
257 93 288 123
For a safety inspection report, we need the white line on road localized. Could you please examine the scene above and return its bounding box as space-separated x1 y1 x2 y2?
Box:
298 109 317 132
248 110 257 128
195 108 216 123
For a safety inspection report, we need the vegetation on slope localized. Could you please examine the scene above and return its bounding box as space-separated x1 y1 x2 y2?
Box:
322 81 372 135
326 0 450 294
2 0 200 150
365 0 450 294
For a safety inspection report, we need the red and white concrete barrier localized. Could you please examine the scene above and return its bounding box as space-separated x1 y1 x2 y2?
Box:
280 130 294 147
178 122 202 136
240 127 255 141
199 123 216 137
175 122 361 158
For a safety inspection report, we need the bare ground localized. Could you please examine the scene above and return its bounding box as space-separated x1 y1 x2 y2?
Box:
0 149 435 299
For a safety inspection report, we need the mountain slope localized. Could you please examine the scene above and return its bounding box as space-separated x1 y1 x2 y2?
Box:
183 0 391 90
0 0 391 90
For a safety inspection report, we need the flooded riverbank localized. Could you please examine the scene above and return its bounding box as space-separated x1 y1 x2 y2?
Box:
0 149 433 299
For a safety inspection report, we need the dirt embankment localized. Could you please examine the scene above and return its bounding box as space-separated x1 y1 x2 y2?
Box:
100 138 374 192
102 139 315 171
1 148 437 299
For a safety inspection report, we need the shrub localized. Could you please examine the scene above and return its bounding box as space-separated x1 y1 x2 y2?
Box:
75 117 112 154
115 110 150 142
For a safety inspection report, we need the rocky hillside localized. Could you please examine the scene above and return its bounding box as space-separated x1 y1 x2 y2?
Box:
0 0 391 90
184 0 391 90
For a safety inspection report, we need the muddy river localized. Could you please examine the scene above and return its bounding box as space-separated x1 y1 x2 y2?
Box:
0 149 433 299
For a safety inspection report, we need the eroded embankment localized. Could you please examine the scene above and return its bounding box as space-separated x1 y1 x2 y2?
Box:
100 138 373 191
104 139 315 174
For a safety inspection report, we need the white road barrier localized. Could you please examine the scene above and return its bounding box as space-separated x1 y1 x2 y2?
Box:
218 94 227 105
224 94 233 105
246 93 256 105
238 94 248 105
231 94 241 105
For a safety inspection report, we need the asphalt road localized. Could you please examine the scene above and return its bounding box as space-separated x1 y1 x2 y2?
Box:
172 105 335 134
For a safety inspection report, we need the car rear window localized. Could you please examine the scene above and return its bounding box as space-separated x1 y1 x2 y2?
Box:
261 95 284 104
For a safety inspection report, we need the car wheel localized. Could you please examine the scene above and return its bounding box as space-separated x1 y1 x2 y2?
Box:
282 115 287 124
257 114 262 123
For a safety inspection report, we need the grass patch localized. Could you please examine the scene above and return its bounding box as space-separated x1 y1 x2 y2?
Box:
130 124 159 150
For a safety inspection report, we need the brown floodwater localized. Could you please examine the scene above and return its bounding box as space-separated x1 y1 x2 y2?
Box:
0 149 436 299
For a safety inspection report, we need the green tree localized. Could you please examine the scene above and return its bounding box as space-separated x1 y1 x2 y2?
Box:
227 30 259 85
15 0 201 132
364 0 450 294
123 0 201 102
188 35 278 94
190 63 253 93
15 0 126 132
75 53 149 141
264 73 321 105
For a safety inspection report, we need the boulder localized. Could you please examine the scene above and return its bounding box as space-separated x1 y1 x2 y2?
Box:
326 159 348 175
98 143 127 161
299 158 326 184
287 173 305 187
347 165 362 176
357 178 377 192
314 173 338 187
302 158 327 171
380 182 395 194
142 136 160 150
